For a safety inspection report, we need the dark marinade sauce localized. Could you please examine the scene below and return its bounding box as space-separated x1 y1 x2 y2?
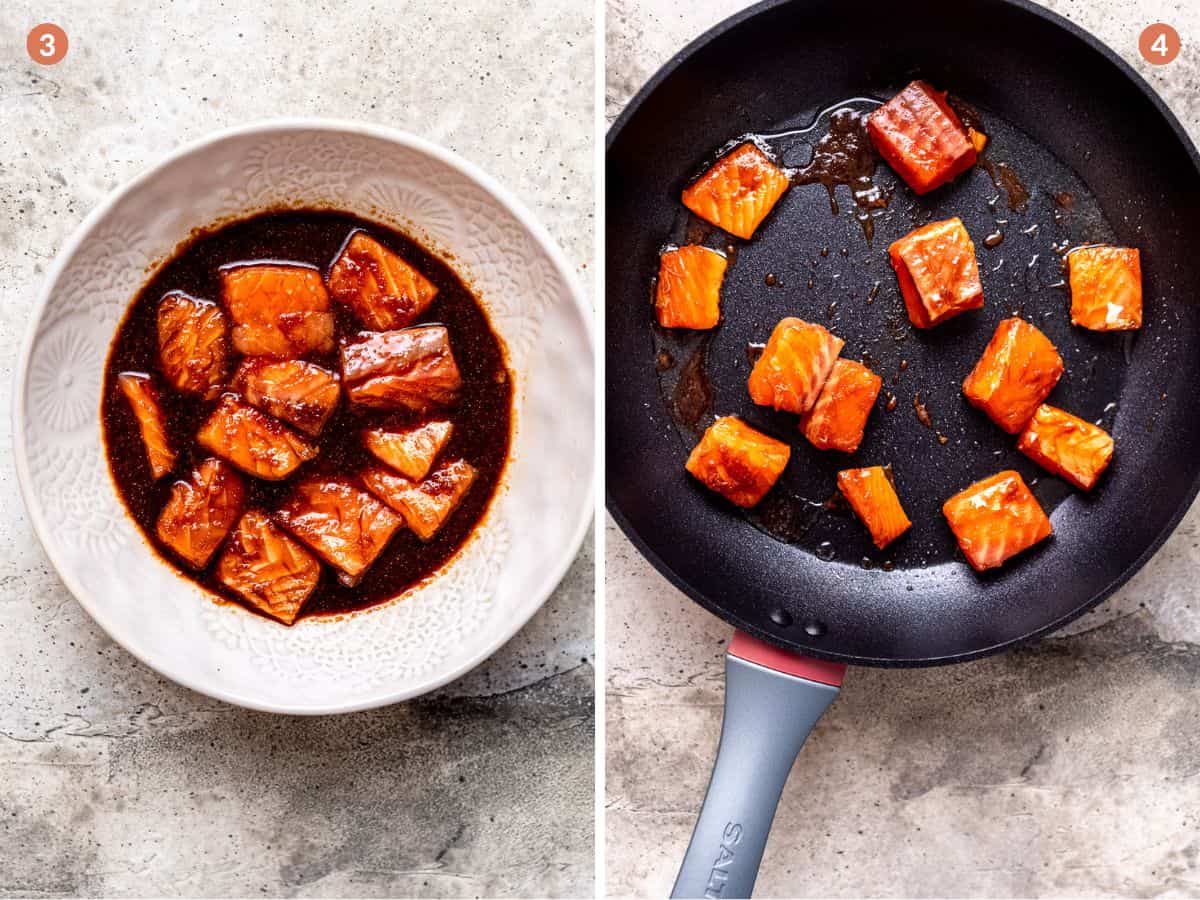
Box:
101 209 513 621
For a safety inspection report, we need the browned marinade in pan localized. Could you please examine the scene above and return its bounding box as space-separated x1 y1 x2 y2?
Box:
102 209 512 624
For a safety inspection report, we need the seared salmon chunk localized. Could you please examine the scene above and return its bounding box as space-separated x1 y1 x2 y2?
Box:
1018 404 1114 491
963 317 1064 434
748 318 843 414
837 466 911 549
275 477 403 581
157 292 229 398
799 359 882 453
364 419 453 481
1067 245 1142 331
685 416 790 508
156 458 245 569
216 510 321 625
681 143 790 240
867 81 977 195
655 245 728 329
221 263 335 357
363 458 478 541
117 372 176 479
232 358 341 437
196 394 318 481
888 218 984 328
341 325 462 412
943 470 1052 571
328 231 439 331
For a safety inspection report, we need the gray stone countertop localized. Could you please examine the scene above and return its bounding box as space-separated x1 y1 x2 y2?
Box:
0 1 593 897
606 0 1200 896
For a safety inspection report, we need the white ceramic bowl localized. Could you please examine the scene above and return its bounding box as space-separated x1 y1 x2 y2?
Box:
13 120 593 713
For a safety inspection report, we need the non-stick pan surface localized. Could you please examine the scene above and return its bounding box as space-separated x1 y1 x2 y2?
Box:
606 0 1200 665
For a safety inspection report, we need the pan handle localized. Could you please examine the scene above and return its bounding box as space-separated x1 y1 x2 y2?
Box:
671 632 846 900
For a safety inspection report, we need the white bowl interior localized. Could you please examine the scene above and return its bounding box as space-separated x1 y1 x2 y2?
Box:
15 123 593 713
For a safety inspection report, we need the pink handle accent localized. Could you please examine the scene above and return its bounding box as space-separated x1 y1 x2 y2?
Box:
728 631 847 686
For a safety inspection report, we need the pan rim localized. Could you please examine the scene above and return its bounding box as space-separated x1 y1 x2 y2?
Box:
604 0 1200 667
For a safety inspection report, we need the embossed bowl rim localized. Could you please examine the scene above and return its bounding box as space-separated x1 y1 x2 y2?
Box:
13 119 593 713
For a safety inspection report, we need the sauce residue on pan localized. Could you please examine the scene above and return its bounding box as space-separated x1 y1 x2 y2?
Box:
790 107 890 242
671 339 714 430
101 209 513 621
980 158 1031 212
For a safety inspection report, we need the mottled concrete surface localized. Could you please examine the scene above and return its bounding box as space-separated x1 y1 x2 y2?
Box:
0 1 594 897
606 0 1200 896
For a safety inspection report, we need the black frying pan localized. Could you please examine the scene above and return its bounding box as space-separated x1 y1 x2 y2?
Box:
606 0 1200 895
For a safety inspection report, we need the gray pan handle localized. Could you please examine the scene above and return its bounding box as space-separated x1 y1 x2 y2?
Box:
671 639 844 899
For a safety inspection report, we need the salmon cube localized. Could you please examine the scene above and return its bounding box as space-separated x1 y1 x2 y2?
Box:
156 458 245 569
232 358 341 437
362 458 478 541
340 325 462 412
837 466 911 549
868 81 977 195
157 292 229 398
747 318 844 414
1018 404 1114 491
943 470 1052 571
685 416 790 508
216 510 321 625
327 231 439 331
1067 246 1142 331
655 245 728 329
221 263 335 358
888 218 984 328
276 477 403 581
962 318 1064 434
681 143 790 240
196 394 318 481
364 419 454 481
799 359 882 453
117 372 176 479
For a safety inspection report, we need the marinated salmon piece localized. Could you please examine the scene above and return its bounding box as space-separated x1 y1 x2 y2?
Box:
799 359 882 453
275 477 402 581
888 218 984 329
364 419 454 481
232 358 341 437
962 318 1064 434
685 416 790 508
837 466 911 549
216 510 321 625
221 263 335 357
747 318 844 414
1018 404 1114 491
196 394 318 481
157 292 229 398
117 372 176 479
943 470 1052 571
681 143 790 240
868 81 977 195
966 125 988 154
1067 245 1142 331
341 325 462 412
327 231 439 331
156 458 245 569
655 245 728 330
363 458 478 541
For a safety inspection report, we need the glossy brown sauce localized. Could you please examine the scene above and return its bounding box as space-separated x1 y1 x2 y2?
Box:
791 107 889 242
672 339 714 430
102 209 512 621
